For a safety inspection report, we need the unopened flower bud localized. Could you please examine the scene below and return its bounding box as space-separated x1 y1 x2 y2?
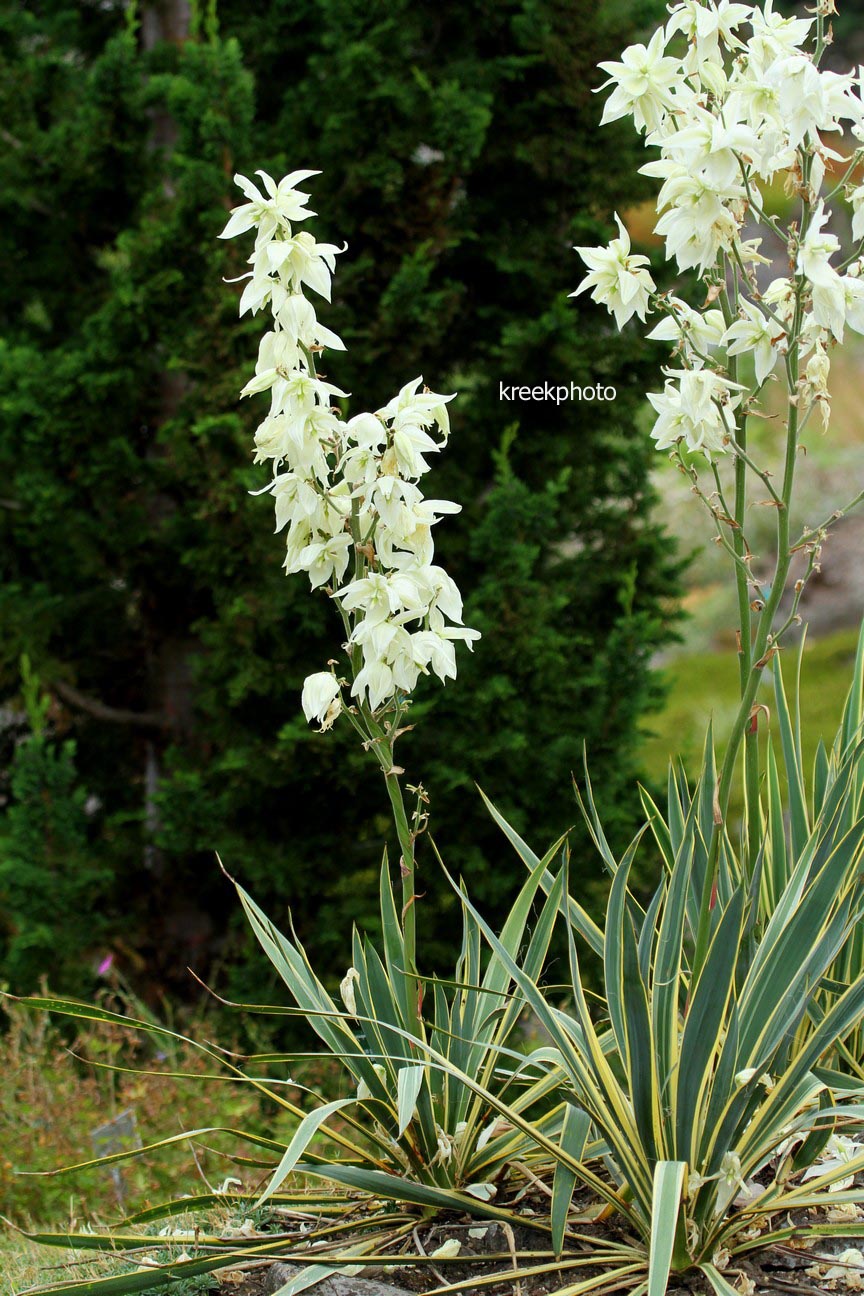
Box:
340 966 360 1015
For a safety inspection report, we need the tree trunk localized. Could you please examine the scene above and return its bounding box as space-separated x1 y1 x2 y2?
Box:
138 0 193 878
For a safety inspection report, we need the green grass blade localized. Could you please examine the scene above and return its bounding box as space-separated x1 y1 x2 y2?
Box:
574 751 620 874
9 1238 291 1294
295 1162 538 1224
640 784 674 873
603 840 633 1062
764 742 788 908
669 759 689 852
379 852 409 1021
19 1125 284 1179
677 889 744 1163
813 738 831 821
621 910 657 1161
841 619 864 753
651 823 694 1116
122 1191 343 1224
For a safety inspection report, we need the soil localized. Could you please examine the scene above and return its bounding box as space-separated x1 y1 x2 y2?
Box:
209 1197 864 1296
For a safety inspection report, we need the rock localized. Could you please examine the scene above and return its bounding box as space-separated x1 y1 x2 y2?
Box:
774 514 864 639
264 1262 411 1296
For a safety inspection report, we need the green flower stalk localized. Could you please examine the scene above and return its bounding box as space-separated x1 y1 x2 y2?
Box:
574 0 864 965
220 168 479 1012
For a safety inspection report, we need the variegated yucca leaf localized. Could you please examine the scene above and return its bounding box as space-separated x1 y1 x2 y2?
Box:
478 731 864 1289
235 837 568 1194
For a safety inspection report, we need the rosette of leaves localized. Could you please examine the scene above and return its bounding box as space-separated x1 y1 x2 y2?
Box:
12 851 575 1292
471 727 864 1295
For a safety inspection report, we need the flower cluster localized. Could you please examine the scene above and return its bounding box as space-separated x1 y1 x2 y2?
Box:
220 170 479 728
573 0 864 455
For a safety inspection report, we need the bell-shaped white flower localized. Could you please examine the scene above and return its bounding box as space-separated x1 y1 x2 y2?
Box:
266 231 345 302
267 371 348 420
378 378 455 443
251 470 320 533
660 103 758 192
411 630 458 683
811 277 847 341
302 672 342 730
572 215 655 329
345 411 387 451
842 273 864 336
425 565 464 623
276 293 345 353
597 28 683 134
296 533 353 589
798 202 841 290
218 169 319 243
339 966 360 1013
648 368 744 458
666 1 752 66
390 421 441 479
255 328 303 379
646 299 726 361
654 188 738 274
850 185 864 243
723 300 782 385
368 476 423 531
747 1 812 69
351 657 396 711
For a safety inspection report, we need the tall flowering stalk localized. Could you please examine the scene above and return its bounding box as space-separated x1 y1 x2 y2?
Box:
219 170 479 1013
575 0 864 968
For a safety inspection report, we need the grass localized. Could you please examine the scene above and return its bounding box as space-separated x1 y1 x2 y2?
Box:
0 1234 139 1296
0 1225 239 1295
0 990 276 1293
0 993 266 1228
0 983 370 1293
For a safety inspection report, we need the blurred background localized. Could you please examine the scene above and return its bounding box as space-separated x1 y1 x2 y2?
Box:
2 0 864 1232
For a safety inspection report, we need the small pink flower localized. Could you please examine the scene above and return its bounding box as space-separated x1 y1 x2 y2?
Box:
97 954 114 976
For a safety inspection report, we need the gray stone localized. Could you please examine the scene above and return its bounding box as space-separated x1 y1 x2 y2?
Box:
264 1261 411 1296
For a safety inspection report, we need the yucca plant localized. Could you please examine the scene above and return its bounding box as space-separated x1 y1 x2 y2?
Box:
760 623 864 1077
229 846 567 1202
458 763 864 1296
509 1 864 1282
11 847 574 1293
9 165 567 1293
17 7 864 1294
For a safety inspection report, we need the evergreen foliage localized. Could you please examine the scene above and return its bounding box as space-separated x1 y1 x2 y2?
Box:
0 0 678 999
0 661 110 994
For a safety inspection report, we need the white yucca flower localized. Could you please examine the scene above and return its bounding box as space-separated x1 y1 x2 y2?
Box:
573 1 864 459
571 214 655 328
221 171 479 724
